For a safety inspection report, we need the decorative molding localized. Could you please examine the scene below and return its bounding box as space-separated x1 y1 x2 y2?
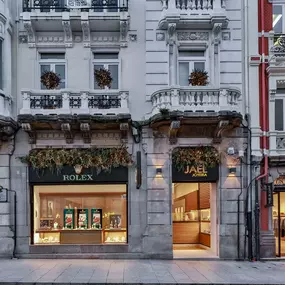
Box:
38 36 65 43
120 20 129 44
23 20 36 46
92 132 121 140
271 36 285 53
74 35 82 43
62 20 73 48
93 36 119 42
61 123 73 144
22 123 36 144
156 32 165 41
177 32 209 41
169 120 180 145
81 20 91 48
212 23 222 54
129 34 137 42
80 123 91 144
222 31 231 41
19 35 28 44
167 23 176 45
141 127 149 154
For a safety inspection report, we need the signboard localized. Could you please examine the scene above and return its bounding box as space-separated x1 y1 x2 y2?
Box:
29 166 128 184
265 183 274 207
172 163 219 182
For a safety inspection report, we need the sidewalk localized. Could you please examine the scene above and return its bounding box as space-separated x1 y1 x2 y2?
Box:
0 259 284 284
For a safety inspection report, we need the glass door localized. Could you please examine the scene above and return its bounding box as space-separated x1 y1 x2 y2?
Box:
273 192 285 257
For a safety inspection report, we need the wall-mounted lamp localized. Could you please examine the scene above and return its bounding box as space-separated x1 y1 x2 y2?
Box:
156 168 162 176
228 166 237 176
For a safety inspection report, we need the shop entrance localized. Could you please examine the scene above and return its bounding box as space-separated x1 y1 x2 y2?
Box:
273 191 285 257
172 182 218 258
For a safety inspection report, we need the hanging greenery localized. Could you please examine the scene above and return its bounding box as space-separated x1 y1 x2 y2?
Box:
189 69 209 86
40 71 61 90
95 68 113 89
159 108 170 116
172 146 219 171
19 146 133 173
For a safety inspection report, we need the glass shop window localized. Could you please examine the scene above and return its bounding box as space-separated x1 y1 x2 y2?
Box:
33 184 127 245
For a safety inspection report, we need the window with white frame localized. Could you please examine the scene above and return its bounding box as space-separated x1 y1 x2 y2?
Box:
93 53 119 90
178 50 206 87
275 89 285 131
40 53 66 90
273 1 285 34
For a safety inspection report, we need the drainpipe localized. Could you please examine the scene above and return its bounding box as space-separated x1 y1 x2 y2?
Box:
255 0 269 261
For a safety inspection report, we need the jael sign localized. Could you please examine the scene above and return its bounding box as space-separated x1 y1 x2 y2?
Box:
172 163 219 182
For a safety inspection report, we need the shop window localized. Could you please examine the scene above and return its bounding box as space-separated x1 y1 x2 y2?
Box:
33 184 127 245
93 53 119 90
39 53 66 89
178 50 206 86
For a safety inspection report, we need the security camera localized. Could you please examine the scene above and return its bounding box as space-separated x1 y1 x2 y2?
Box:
227 147 235 155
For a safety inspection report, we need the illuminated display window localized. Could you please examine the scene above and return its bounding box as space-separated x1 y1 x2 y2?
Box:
33 184 127 245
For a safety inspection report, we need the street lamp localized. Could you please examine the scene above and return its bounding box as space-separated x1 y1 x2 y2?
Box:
0 186 17 259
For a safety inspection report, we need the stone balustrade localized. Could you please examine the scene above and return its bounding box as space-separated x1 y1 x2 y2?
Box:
161 0 225 13
159 0 227 29
150 87 241 116
20 89 130 116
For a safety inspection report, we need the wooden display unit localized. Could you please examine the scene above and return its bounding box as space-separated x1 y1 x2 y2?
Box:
173 222 199 244
200 232 211 247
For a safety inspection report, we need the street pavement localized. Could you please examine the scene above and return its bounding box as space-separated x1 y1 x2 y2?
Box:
0 259 284 284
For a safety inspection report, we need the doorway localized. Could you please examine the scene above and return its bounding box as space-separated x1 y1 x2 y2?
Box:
172 182 218 258
273 192 285 257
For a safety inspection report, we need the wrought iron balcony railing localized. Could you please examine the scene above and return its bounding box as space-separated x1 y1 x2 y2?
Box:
20 89 129 115
23 0 129 12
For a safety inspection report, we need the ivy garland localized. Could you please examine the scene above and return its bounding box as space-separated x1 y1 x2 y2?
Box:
172 146 219 171
95 68 113 89
41 71 61 90
19 146 133 173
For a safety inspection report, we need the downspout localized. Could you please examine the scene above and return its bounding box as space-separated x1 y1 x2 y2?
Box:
255 0 269 261
237 159 243 260
256 0 269 183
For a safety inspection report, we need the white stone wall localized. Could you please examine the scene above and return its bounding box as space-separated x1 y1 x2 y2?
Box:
5 0 249 258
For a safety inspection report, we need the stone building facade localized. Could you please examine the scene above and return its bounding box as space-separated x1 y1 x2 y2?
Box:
0 0 250 259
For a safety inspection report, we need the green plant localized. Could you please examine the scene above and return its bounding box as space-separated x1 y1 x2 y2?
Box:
94 68 113 89
41 71 61 90
172 146 219 171
189 69 209 86
19 146 133 173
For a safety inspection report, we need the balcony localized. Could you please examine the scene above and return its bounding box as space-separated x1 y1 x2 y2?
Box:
21 0 129 47
159 0 228 30
20 89 130 116
18 89 131 144
149 87 240 117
